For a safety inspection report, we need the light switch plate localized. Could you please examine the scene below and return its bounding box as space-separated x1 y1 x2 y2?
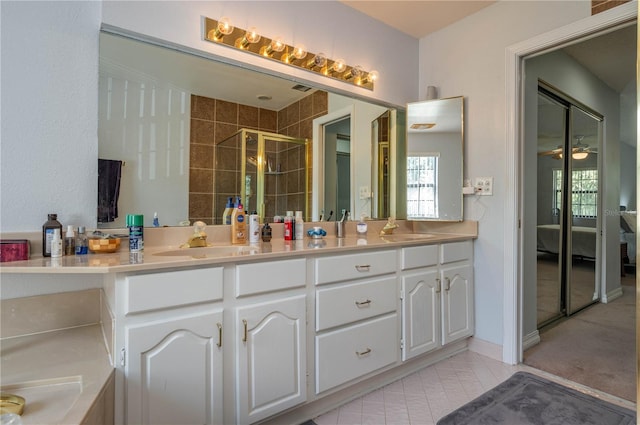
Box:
359 186 371 199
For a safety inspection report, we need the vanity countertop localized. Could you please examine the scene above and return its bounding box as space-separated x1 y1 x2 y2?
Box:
0 228 477 274
0 324 113 424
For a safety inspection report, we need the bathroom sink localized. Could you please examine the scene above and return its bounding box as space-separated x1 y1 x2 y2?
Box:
153 245 259 258
380 233 435 242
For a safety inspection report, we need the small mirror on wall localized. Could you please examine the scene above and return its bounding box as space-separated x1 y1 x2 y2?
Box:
406 96 464 221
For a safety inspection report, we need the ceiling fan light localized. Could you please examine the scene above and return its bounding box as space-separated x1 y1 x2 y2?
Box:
572 151 589 160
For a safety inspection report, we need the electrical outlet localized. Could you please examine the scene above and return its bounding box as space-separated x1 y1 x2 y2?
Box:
359 186 371 200
474 177 493 196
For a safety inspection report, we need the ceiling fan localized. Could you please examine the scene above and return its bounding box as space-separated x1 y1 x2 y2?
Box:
538 135 597 160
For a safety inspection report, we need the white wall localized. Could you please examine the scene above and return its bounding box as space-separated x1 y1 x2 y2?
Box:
418 1 592 346
1 1 102 231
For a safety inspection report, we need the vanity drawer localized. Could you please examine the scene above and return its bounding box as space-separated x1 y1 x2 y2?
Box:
401 244 439 270
315 314 397 394
316 277 396 331
314 250 396 285
236 258 306 297
125 267 223 314
440 241 473 264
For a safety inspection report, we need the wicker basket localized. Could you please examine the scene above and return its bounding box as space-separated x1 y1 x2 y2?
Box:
88 237 121 253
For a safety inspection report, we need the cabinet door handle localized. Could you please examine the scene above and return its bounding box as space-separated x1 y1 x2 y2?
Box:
217 322 223 347
355 299 372 307
445 277 451 291
355 264 371 272
435 278 441 293
355 348 372 357
242 319 248 343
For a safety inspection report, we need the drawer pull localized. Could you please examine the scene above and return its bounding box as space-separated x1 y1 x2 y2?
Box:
217 322 223 347
355 264 371 272
435 278 441 293
445 277 451 291
355 299 372 307
355 348 372 357
242 319 248 343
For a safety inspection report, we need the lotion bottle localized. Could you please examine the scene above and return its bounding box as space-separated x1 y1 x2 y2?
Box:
249 211 260 244
231 200 247 244
295 211 304 241
51 228 63 258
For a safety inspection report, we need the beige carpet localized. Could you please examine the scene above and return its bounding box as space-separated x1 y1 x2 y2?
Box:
524 273 636 402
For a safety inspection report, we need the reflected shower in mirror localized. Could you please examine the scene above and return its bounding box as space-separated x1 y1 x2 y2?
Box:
406 97 464 221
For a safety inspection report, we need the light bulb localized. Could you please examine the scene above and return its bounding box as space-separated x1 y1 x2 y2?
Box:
329 59 346 74
282 44 307 63
214 17 234 40
306 53 327 69
344 65 363 80
368 70 379 82
260 37 285 57
236 26 262 48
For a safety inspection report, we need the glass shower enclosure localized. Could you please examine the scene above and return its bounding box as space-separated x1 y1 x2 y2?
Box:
214 129 310 223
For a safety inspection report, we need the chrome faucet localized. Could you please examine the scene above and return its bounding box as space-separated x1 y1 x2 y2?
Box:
181 221 208 248
380 217 399 235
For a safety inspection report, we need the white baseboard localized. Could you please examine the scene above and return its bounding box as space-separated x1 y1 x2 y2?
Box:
602 286 623 303
467 336 502 361
522 330 540 351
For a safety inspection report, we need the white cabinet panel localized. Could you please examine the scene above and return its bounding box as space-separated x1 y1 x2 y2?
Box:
441 264 474 345
236 295 306 424
125 267 223 314
315 314 397 394
314 250 396 285
401 270 440 361
401 245 439 270
125 310 223 425
236 259 306 297
316 277 396 331
440 240 472 264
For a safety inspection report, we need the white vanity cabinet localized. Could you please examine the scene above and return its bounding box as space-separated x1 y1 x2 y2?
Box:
120 267 224 425
401 241 474 361
314 250 398 394
234 259 307 425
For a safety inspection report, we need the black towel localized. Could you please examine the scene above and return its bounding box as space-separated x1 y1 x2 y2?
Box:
98 159 122 223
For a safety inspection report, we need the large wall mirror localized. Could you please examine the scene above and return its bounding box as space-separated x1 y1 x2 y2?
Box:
98 30 405 228
406 97 464 221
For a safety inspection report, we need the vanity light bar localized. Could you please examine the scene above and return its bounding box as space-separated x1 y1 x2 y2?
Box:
203 17 376 91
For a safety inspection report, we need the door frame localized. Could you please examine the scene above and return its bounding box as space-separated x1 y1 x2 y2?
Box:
503 2 637 364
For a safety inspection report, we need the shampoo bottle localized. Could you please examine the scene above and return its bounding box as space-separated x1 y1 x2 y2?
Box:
249 211 260 244
42 213 63 257
284 211 294 240
222 197 234 225
295 211 304 241
231 200 247 244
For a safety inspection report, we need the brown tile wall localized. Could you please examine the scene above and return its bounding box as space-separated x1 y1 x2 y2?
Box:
189 91 327 224
591 0 630 14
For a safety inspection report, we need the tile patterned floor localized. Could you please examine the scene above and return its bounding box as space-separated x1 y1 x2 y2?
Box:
313 350 635 425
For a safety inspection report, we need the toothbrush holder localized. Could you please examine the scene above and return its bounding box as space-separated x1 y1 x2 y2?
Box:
336 221 346 238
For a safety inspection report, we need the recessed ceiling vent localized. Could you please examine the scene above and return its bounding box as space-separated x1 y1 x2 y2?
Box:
292 84 312 92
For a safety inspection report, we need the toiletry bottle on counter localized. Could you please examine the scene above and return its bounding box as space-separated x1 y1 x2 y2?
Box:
249 211 260 244
42 213 62 257
153 212 160 227
222 197 234 225
295 211 304 241
261 223 272 242
64 225 75 256
75 226 88 255
356 213 368 236
284 211 294 240
51 228 63 258
126 214 144 252
231 200 247 244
